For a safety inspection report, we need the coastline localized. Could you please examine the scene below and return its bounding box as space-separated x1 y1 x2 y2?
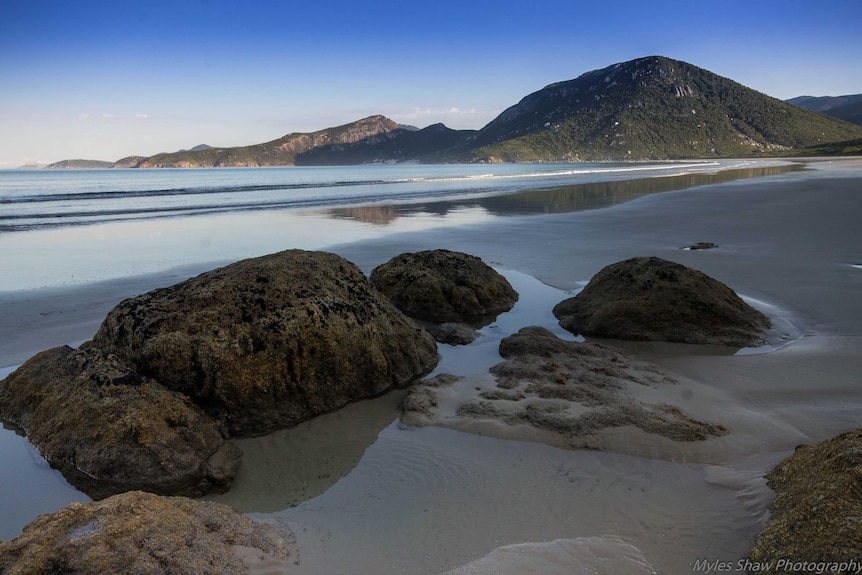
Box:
1 158 861 573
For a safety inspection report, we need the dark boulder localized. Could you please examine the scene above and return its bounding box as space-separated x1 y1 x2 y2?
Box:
682 242 718 250
553 257 770 346
369 249 518 324
0 346 241 499
748 429 862 569
91 249 438 437
0 490 293 574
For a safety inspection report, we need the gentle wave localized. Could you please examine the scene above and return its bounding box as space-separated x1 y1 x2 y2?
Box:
1 162 720 205
0 179 394 204
0 185 506 232
395 161 722 184
0 160 768 232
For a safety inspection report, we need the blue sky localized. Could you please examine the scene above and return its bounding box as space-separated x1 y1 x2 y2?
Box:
2 0 860 167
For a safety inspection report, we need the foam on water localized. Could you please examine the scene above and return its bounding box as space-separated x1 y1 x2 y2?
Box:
736 293 808 355
1 162 720 230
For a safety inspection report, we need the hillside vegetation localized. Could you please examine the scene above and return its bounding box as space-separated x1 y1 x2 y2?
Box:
462 57 862 162
136 116 401 167
295 123 476 165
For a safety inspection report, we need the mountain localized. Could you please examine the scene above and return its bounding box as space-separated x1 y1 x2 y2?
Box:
456 56 862 162
112 156 148 168
41 57 862 168
135 116 402 167
821 102 862 127
787 94 862 113
295 123 476 165
787 94 862 127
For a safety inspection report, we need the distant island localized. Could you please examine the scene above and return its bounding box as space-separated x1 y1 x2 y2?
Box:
37 56 862 169
43 159 116 169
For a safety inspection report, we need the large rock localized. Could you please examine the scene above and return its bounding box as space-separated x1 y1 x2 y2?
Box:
91 249 438 437
369 249 519 324
747 430 862 571
0 490 293 574
553 257 770 346
0 346 241 499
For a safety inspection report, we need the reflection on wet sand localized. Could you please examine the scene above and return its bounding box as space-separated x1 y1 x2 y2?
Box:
205 389 408 513
325 163 806 224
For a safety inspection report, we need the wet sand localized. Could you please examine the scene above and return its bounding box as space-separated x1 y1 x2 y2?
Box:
1 159 861 573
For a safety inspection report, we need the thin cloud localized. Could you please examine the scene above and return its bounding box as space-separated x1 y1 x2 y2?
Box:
74 112 154 124
393 106 499 129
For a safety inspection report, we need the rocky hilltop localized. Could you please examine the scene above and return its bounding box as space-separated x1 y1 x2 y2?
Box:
135 115 402 168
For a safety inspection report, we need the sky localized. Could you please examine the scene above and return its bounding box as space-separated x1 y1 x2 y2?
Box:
1 0 861 168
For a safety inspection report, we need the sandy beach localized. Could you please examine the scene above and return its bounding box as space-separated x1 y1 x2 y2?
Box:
1 159 861 573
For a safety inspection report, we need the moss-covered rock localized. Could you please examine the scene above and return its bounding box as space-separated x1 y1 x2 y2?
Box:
553 256 770 346
0 491 293 574
91 249 438 437
0 346 240 499
747 430 862 572
370 249 518 325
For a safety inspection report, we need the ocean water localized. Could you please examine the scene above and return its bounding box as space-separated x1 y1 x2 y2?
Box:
0 160 793 293
0 162 726 231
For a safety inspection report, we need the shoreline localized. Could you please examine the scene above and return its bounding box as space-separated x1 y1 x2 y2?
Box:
2 159 861 572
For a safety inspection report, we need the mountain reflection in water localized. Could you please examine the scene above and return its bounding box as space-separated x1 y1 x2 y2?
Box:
325 163 806 225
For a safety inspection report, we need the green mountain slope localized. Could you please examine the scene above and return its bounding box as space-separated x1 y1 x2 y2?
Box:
136 116 401 167
42 57 862 168
461 56 862 162
295 123 476 165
